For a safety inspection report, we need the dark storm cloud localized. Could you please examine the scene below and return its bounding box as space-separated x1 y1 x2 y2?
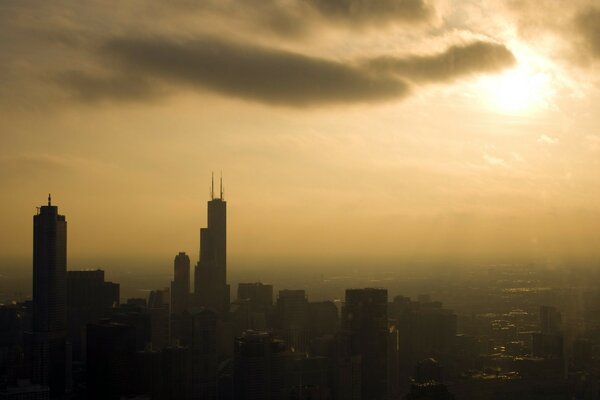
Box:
57 71 159 102
367 42 516 83
304 0 434 24
57 36 516 106
96 37 410 106
574 8 600 58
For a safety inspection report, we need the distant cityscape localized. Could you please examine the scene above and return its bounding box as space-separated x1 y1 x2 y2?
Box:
1 181 600 400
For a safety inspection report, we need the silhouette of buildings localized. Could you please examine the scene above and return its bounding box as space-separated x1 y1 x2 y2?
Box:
67 269 119 361
540 305 562 334
402 358 455 400
29 195 69 395
86 321 136 400
275 290 310 354
342 288 389 400
171 252 191 315
233 331 289 400
15 190 600 400
237 283 273 312
194 176 230 318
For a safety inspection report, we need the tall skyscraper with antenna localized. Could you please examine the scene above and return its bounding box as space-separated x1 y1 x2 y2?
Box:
194 174 230 317
30 194 69 394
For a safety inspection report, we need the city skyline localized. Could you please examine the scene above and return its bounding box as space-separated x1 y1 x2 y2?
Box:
3 1 600 272
2 168 600 399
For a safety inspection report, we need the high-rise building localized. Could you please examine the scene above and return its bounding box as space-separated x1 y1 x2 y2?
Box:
275 290 310 354
233 330 290 400
342 288 389 400
86 321 137 400
67 269 119 361
237 283 273 311
29 195 68 395
194 175 230 317
539 305 561 334
171 252 190 315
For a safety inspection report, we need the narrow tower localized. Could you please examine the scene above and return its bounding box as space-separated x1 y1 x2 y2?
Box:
30 194 68 394
171 252 191 315
194 175 229 317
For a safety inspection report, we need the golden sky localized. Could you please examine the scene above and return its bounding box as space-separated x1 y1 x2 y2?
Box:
2 0 600 270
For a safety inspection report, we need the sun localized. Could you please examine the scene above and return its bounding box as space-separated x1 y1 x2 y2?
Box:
477 51 554 115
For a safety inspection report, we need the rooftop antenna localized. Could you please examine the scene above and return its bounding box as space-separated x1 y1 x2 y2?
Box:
220 171 223 200
48 193 51 206
211 172 214 200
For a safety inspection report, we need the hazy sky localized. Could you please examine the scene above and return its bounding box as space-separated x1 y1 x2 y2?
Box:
2 0 600 271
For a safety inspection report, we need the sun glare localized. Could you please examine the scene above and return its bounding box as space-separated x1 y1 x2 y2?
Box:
478 52 554 115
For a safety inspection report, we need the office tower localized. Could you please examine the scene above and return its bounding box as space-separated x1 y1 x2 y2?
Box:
171 252 190 315
288 356 331 399
0 305 29 386
531 332 564 360
275 290 310 353
67 269 119 361
109 312 151 352
136 346 192 400
233 331 289 400
390 295 457 388
540 305 561 334
191 309 219 399
194 176 230 317
237 283 273 311
309 301 339 338
147 288 170 349
86 321 137 400
30 195 68 395
342 288 389 400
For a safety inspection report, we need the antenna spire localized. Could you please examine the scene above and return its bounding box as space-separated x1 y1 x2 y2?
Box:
220 171 223 200
48 193 51 206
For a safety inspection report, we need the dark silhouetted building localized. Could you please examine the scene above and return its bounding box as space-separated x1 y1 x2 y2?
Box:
194 176 230 317
342 288 389 400
180 309 220 399
233 331 289 400
237 283 273 311
136 346 192 400
66 269 119 361
402 359 455 400
0 304 29 386
171 252 191 315
539 305 561 334
29 195 68 395
275 290 310 354
86 321 136 400
148 288 170 349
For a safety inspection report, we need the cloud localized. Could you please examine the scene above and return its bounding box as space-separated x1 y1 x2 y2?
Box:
57 71 161 103
58 36 514 106
304 0 435 25
538 135 559 145
483 152 507 167
504 1 600 66
367 41 516 83
574 7 600 59
80 36 412 106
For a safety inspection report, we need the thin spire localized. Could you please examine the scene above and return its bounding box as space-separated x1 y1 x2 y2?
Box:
48 193 51 206
220 171 223 200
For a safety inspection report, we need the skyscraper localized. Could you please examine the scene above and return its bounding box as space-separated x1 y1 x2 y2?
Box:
30 195 68 394
171 252 190 315
342 288 389 400
194 175 230 317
